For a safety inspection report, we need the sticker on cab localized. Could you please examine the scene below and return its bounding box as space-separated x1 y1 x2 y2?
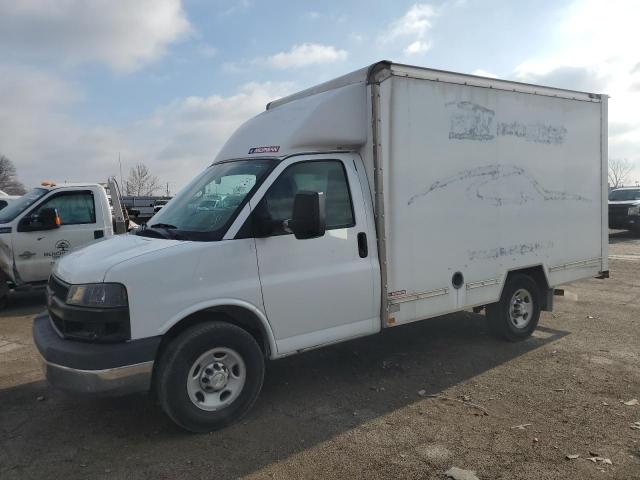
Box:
248 146 280 154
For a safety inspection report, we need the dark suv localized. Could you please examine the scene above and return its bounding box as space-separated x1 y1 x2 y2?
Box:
609 187 640 232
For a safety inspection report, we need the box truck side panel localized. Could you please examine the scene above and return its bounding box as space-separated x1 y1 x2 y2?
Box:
381 75 604 326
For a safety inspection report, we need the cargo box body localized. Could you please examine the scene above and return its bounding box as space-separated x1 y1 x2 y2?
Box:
366 64 608 326
217 61 608 329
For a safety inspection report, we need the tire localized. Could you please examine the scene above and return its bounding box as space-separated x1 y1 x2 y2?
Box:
155 321 265 433
486 274 541 342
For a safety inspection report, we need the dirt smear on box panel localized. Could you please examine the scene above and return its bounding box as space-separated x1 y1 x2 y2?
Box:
407 164 589 206
468 241 554 261
446 101 568 145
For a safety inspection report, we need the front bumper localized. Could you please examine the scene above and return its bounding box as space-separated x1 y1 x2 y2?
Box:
33 313 161 396
609 218 640 230
608 206 640 230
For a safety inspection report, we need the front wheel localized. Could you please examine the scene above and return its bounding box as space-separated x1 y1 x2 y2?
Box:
486 274 541 342
155 321 265 433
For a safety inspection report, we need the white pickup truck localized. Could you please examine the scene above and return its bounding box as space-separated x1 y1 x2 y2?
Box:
0 179 127 306
34 61 608 432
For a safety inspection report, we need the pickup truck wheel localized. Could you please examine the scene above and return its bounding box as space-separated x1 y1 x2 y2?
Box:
486 274 540 342
156 321 265 433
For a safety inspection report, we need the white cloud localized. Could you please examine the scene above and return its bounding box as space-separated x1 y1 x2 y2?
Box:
0 70 294 191
383 4 436 41
404 40 431 55
259 43 348 69
381 3 436 55
512 0 640 180
0 0 191 72
225 43 348 73
146 82 295 181
0 67 128 188
129 81 295 189
471 69 498 79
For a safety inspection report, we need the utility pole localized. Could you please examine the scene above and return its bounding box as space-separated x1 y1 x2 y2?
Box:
166 182 170 196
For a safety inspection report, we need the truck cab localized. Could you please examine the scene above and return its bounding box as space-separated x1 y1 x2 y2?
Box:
0 182 114 302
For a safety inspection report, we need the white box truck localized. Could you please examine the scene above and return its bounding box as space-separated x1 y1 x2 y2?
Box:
34 61 608 432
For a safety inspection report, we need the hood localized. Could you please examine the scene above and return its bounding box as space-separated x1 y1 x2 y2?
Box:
55 233 183 284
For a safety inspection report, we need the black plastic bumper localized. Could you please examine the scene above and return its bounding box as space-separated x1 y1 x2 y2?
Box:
33 313 161 395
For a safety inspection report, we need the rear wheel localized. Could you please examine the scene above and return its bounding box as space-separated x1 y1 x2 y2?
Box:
155 321 265 433
487 274 540 341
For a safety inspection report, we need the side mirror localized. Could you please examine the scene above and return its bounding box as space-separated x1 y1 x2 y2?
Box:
38 208 61 229
18 207 61 232
289 191 326 240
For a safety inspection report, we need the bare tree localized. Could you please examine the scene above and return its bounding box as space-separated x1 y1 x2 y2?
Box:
0 155 26 195
608 158 635 189
125 163 160 196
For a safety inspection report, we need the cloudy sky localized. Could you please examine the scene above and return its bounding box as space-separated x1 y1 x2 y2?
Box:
1 0 639 192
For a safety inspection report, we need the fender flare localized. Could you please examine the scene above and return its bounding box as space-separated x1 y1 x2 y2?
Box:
159 298 278 358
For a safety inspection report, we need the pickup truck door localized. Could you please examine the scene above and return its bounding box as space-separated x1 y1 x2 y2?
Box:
12 190 101 283
248 155 378 355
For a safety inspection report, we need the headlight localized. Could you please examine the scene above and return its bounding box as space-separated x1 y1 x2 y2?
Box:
628 206 640 216
66 283 128 308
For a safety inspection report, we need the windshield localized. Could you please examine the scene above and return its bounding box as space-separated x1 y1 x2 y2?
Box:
144 159 275 241
609 189 640 201
0 188 48 224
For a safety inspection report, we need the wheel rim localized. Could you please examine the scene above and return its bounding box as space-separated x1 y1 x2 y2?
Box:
509 288 533 329
187 347 246 411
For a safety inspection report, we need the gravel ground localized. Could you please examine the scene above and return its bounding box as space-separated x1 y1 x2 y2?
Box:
0 232 638 479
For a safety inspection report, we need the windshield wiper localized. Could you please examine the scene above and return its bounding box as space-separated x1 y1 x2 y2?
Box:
136 223 182 240
150 223 178 229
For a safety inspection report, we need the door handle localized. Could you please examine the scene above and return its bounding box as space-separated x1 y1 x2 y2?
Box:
357 232 368 258
94 230 104 239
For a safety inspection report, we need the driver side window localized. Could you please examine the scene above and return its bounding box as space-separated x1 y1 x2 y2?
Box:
253 160 355 236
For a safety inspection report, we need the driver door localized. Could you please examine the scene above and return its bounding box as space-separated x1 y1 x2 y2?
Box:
248 156 378 355
13 190 98 283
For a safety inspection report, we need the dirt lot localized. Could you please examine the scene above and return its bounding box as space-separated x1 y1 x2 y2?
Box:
1 233 639 480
